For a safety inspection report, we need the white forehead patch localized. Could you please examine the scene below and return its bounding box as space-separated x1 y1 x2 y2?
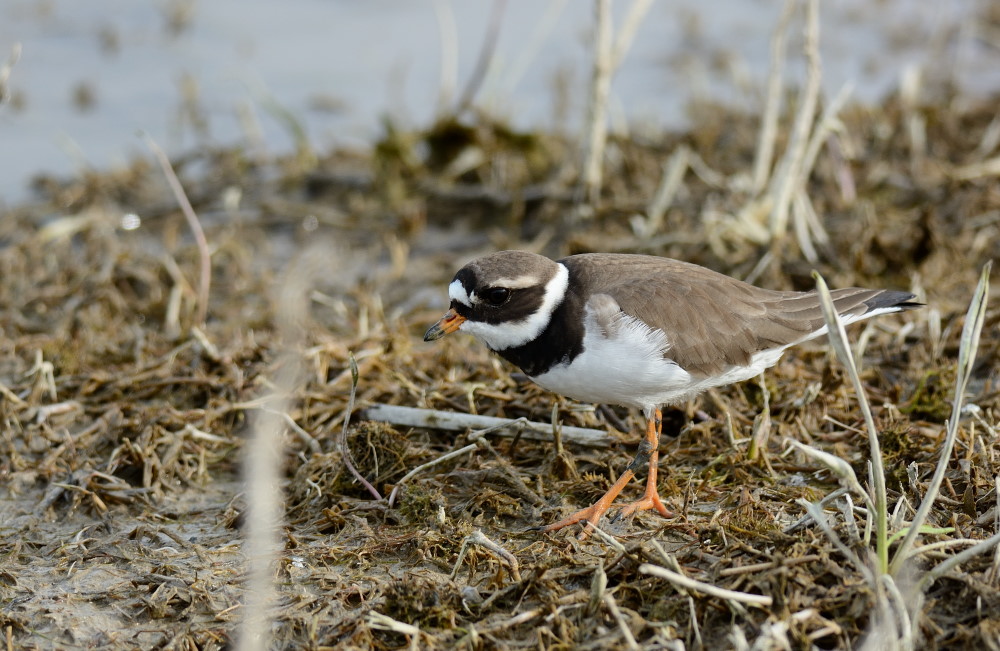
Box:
448 279 471 307
460 263 570 351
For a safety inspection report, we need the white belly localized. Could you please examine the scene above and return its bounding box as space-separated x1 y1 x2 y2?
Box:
530 309 787 413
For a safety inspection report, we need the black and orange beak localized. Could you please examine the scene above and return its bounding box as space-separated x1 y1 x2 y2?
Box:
423 309 467 341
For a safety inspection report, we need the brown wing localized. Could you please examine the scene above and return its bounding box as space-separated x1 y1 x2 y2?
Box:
563 254 914 377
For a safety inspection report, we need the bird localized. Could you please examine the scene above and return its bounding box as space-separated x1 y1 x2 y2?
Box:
424 250 920 538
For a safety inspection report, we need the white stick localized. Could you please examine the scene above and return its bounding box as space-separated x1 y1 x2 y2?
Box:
639 564 773 607
362 404 613 448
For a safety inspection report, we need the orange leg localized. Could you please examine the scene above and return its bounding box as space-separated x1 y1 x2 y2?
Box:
541 466 637 539
616 409 671 520
543 408 671 540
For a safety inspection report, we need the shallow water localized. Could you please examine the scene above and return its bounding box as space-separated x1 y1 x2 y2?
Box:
0 0 995 203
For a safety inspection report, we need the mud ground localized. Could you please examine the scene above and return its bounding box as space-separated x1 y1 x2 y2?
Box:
2 90 1000 649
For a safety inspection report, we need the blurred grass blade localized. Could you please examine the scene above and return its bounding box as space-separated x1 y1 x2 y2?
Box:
891 261 991 575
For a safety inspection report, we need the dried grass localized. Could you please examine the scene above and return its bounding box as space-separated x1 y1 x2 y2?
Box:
0 85 998 649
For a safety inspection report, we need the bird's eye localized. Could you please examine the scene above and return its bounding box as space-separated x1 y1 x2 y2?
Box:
484 287 511 306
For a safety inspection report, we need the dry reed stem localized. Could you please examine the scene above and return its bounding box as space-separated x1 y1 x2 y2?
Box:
454 0 507 115
767 0 820 242
579 0 613 207
432 0 458 112
635 144 690 237
577 0 652 207
751 0 796 194
502 0 569 92
144 134 211 328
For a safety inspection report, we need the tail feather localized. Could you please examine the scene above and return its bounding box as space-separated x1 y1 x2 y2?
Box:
861 290 922 313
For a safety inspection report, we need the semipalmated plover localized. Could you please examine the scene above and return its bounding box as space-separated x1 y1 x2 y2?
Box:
425 250 919 538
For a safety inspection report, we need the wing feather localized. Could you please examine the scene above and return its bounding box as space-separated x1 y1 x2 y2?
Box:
562 254 914 377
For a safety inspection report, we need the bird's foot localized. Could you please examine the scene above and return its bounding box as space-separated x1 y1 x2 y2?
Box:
541 468 636 541
614 485 672 521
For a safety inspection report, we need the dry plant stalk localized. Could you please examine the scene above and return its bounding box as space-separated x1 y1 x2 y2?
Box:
451 529 521 582
751 0 796 194
432 0 459 112
453 0 507 116
579 0 612 207
144 134 212 328
339 353 382 501
578 0 651 207
767 0 821 241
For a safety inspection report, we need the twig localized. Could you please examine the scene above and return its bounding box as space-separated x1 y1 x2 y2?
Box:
588 522 627 553
144 133 211 327
799 499 874 585
783 487 849 533
577 0 652 209
951 155 1000 181
799 81 853 189
921 531 1000 590
588 564 607 614
892 262 991 575
180 423 229 444
603 593 640 650
451 529 521 582
366 612 420 651
609 0 653 71
340 353 382 501
362 404 613 447
477 591 588 634
639 563 773 607
717 555 823 577
27 350 57 401
388 442 477 507
387 418 545 507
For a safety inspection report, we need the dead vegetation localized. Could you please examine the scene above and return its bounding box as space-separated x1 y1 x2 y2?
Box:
1 75 1000 649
